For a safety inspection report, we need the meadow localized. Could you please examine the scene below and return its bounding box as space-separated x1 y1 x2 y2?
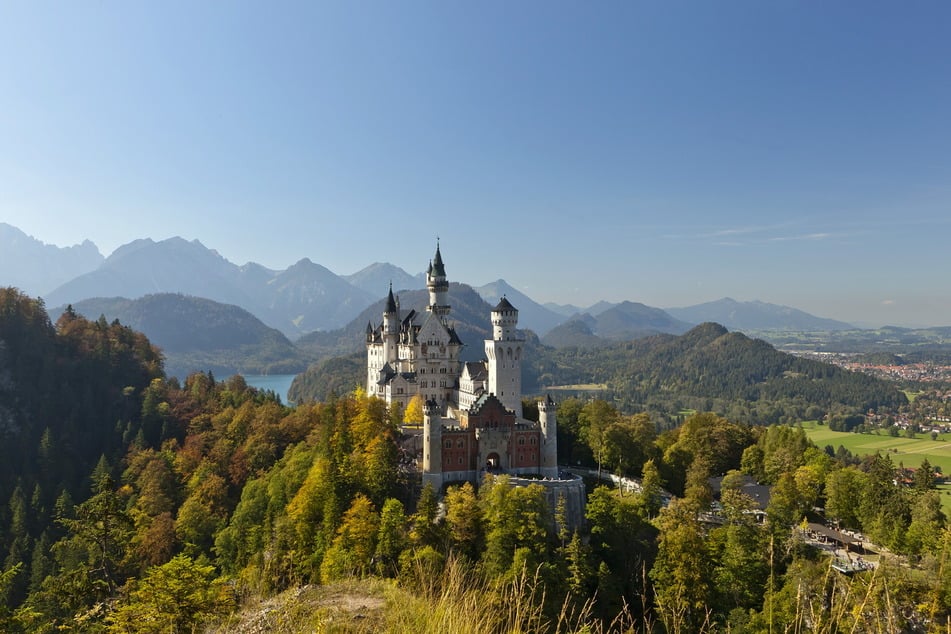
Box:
801 421 951 471
800 420 951 512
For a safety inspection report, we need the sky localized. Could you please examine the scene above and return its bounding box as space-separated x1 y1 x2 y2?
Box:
2 2 950 327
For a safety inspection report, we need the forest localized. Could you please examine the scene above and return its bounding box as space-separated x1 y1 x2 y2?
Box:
291 322 906 430
1 287 949 633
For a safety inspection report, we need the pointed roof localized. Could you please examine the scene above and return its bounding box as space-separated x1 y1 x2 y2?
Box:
385 283 397 313
366 321 373 335
493 295 517 312
431 243 446 277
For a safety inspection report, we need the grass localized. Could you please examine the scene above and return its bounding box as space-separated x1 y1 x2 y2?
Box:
547 383 609 391
215 558 638 633
801 421 951 471
800 420 951 514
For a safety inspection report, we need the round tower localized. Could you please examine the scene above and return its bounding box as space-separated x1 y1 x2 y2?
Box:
422 398 444 491
426 243 450 317
383 284 399 364
538 394 558 478
486 296 522 416
492 295 518 340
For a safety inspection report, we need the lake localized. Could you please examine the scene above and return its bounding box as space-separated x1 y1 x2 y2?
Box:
241 374 298 405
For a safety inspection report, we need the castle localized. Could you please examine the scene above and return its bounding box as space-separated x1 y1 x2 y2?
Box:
366 244 559 491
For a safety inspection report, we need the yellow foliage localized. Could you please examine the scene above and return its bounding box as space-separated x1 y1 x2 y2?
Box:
404 394 424 424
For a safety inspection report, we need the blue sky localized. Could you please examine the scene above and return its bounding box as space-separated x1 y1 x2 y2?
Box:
2 2 950 327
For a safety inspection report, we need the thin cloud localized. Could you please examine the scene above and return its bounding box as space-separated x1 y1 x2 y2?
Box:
666 222 840 246
709 226 766 237
768 232 832 242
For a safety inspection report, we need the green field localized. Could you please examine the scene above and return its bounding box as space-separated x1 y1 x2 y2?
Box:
802 421 951 471
800 421 951 512
547 383 608 391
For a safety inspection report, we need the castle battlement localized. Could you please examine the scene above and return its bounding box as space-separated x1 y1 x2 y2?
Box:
367 245 558 491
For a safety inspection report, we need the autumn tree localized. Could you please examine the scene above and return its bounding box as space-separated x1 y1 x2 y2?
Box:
320 494 379 582
375 498 408 576
108 554 234 633
444 482 483 561
403 394 424 424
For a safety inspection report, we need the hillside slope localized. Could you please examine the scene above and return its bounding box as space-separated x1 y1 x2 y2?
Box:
62 294 311 378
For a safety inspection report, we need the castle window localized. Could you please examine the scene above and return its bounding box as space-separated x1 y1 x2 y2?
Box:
518 437 525 445
458 457 463 465
444 440 451 449
456 439 464 448
531 437 536 445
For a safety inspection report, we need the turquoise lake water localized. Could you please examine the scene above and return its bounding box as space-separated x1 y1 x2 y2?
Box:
241 374 297 405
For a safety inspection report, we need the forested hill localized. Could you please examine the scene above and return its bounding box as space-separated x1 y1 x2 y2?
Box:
0 291 163 494
0 289 164 606
58 294 310 378
532 322 906 424
291 321 905 424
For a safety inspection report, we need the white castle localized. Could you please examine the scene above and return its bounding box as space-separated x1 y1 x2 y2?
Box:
366 244 558 491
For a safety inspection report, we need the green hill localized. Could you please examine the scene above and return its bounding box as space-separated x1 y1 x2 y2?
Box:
62 293 311 378
546 323 907 423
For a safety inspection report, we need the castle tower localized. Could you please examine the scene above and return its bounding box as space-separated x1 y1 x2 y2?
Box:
426 242 450 317
485 296 522 417
422 398 444 491
382 284 399 365
538 394 559 478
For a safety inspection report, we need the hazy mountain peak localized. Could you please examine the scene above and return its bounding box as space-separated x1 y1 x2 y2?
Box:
345 262 420 297
0 223 104 296
473 279 566 336
666 297 854 331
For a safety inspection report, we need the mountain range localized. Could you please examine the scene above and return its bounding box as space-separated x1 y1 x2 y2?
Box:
42 237 375 337
542 302 694 348
2 225 867 352
0 222 104 296
665 298 854 331
55 294 310 379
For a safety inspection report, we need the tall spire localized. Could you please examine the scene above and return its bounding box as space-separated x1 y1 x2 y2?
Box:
432 240 446 277
385 282 397 314
426 240 450 317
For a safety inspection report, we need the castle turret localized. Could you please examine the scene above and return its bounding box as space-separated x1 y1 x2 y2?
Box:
426 243 450 317
422 398 444 491
492 295 519 340
485 296 522 417
383 284 399 365
538 394 558 478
